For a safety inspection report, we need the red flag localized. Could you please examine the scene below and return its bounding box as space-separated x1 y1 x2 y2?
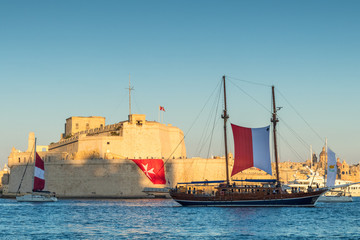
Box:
33 152 45 191
132 159 166 184
159 106 165 112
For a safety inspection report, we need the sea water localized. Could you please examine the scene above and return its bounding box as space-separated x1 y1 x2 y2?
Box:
1 198 359 239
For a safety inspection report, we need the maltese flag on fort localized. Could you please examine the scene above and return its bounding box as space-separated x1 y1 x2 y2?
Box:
33 152 45 191
132 159 166 184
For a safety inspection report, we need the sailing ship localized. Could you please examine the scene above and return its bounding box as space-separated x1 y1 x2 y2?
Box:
16 138 57 202
169 76 328 207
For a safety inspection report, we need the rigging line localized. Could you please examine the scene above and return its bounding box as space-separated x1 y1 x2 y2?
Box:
206 110 221 158
278 116 310 150
228 79 272 114
158 79 223 173
276 88 324 144
196 83 222 156
195 81 222 156
200 89 222 180
227 75 272 87
206 83 222 158
277 131 306 162
16 143 35 194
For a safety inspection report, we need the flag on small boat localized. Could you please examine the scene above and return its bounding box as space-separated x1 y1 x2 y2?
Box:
132 159 166 184
231 124 272 176
33 152 45 191
326 148 337 187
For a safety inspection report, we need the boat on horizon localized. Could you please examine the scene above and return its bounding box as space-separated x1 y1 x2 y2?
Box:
169 76 328 207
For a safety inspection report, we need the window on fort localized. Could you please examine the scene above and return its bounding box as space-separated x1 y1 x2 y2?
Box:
100 124 103 128
107 142 110 145
18 157 20 163
136 120 143 126
86 123 90 130
76 123 79 129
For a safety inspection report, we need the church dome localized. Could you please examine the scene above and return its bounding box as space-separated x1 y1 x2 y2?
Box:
319 147 327 157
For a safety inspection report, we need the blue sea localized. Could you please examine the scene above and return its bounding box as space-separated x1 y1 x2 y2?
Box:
1 198 359 239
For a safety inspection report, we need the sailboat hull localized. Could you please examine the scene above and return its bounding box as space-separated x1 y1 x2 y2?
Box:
16 194 58 202
170 188 327 207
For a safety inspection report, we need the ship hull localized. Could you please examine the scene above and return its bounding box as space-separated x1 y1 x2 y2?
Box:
170 189 327 207
173 195 320 207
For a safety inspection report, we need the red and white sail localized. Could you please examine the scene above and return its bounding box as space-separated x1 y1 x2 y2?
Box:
33 152 45 191
231 124 272 176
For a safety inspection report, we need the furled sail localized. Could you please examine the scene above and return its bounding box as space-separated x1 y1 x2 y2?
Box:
33 152 45 191
231 124 272 176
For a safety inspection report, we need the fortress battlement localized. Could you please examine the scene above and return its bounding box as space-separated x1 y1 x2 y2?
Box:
8 114 186 167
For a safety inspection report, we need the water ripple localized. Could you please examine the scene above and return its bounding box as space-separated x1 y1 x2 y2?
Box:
1 198 359 239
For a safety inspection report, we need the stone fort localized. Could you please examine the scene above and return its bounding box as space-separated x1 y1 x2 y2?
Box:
4 114 360 197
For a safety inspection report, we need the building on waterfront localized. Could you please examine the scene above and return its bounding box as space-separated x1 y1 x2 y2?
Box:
6 114 197 198
4 113 360 198
0 164 10 194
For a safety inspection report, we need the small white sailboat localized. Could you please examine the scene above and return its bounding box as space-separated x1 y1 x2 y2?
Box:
318 189 353 202
318 147 352 203
16 138 57 202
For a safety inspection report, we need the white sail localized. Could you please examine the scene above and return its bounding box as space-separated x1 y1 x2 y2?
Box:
326 148 337 187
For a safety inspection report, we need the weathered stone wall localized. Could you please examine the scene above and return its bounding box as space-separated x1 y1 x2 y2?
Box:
8 158 230 198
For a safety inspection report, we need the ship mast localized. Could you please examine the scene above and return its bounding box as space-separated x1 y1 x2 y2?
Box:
271 86 280 183
222 75 230 186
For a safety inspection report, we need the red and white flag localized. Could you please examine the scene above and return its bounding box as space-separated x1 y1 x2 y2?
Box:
231 124 272 176
33 152 45 191
132 159 166 184
159 106 165 112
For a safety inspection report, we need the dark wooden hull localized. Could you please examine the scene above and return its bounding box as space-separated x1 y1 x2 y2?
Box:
170 188 327 207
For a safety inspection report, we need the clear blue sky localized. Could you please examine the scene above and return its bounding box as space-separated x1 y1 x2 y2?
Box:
1 0 359 168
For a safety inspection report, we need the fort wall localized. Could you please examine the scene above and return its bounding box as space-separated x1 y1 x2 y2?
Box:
8 158 232 198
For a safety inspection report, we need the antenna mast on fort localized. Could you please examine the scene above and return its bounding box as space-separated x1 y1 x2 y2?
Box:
128 74 134 116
